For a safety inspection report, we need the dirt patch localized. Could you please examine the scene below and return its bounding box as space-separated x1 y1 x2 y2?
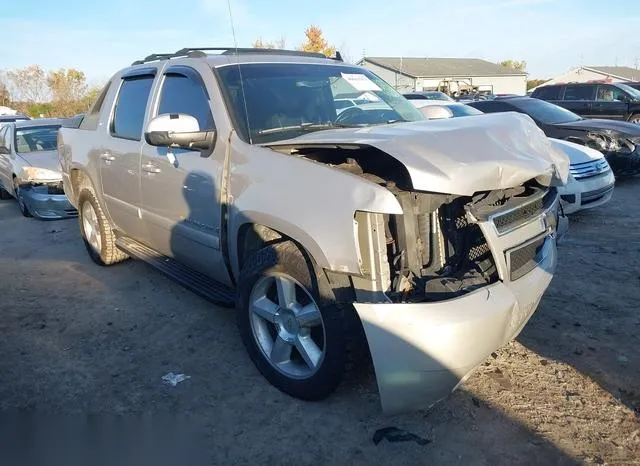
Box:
0 181 638 465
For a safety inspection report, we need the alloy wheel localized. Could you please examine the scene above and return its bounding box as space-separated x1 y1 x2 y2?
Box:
82 201 102 253
249 273 326 379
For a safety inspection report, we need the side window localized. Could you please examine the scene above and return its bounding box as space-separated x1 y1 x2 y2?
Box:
564 85 596 101
596 85 626 102
80 81 112 130
157 73 214 130
111 75 155 140
533 86 561 100
0 126 7 153
2 126 11 151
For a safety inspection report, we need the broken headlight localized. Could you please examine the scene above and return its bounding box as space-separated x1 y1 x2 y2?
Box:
586 131 635 153
20 167 63 183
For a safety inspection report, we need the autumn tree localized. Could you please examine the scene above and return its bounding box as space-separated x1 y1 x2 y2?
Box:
6 65 47 102
253 37 286 49
527 79 549 90
299 25 336 57
46 68 88 116
0 80 10 107
499 60 527 72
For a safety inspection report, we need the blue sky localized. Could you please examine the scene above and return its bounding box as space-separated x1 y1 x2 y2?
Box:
2 0 639 84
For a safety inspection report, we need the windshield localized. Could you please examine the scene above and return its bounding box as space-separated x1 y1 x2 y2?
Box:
15 125 60 153
448 104 483 117
424 92 453 101
510 98 582 124
217 63 424 143
615 83 640 100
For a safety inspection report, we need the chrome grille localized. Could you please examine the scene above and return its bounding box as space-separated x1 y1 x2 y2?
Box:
508 235 547 281
570 159 610 180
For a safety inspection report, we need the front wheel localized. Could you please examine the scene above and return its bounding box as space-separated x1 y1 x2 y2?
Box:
237 241 352 401
13 178 31 217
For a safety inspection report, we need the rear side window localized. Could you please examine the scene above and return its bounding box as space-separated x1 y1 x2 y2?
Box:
111 75 154 140
564 85 596 101
532 86 561 100
157 73 214 130
80 81 112 130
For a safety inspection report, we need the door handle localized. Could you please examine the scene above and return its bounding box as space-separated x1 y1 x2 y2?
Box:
100 152 116 162
142 163 161 174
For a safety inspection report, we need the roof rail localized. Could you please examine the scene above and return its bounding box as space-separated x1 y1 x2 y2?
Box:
131 47 343 66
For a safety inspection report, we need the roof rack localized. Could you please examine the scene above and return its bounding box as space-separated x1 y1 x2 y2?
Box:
131 47 343 66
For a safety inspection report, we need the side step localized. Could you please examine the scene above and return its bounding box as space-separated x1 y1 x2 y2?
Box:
115 236 236 308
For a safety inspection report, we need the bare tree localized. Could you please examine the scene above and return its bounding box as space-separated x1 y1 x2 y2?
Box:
6 65 48 102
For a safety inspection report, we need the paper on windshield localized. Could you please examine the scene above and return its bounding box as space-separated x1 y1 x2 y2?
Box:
341 73 381 92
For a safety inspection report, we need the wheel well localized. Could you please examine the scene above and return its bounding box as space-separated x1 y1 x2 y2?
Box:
70 169 93 202
237 223 285 270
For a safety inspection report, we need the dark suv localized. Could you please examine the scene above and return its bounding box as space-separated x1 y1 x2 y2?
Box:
531 82 640 124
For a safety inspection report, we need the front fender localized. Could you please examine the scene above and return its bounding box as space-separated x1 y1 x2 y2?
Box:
228 141 402 279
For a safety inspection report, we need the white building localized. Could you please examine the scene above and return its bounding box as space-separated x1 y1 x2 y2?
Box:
536 66 640 87
358 57 528 95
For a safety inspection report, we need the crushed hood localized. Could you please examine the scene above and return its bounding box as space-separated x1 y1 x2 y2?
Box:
267 113 569 196
556 118 640 137
17 150 62 173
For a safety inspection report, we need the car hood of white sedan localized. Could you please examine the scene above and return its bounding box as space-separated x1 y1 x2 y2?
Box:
17 150 63 174
549 138 605 164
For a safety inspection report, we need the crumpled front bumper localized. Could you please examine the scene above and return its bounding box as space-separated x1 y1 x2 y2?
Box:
22 188 77 220
354 192 562 414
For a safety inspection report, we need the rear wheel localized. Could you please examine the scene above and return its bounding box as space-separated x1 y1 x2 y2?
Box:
78 189 128 266
237 241 352 401
628 114 640 125
13 177 31 217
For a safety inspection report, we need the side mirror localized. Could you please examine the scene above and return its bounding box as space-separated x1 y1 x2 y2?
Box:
144 113 216 151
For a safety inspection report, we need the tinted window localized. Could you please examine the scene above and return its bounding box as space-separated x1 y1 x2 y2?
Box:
111 75 154 140
403 94 426 100
563 85 596 101
533 86 561 100
157 73 214 130
467 101 514 113
614 83 640 99
509 98 582 124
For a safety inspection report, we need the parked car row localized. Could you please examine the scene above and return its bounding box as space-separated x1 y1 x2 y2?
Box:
409 99 618 214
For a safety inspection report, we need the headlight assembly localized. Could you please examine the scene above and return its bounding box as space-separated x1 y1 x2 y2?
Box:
585 131 620 152
20 167 63 183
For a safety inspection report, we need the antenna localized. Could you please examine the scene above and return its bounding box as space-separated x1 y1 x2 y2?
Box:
226 0 253 144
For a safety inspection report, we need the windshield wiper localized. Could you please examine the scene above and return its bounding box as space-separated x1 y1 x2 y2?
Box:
257 122 359 135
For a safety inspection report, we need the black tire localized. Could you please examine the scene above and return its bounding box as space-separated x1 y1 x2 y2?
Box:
237 241 352 401
78 188 129 266
0 186 12 200
628 114 640 125
13 178 31 217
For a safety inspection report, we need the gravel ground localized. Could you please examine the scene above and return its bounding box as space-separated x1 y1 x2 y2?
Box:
0 181 638 465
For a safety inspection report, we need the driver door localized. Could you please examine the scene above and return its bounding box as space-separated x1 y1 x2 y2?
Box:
139 65 230 285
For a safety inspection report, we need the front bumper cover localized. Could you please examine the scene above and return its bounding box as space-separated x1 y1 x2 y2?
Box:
354 191 562 414
21 187 77 219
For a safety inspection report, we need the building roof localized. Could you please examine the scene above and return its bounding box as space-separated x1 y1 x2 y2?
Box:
584 66 640 81
362 57 527 78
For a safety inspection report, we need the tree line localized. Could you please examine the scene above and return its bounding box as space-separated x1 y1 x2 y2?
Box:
0 65 102 118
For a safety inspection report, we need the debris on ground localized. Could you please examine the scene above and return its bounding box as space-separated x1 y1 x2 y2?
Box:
161 372 191 386
372 427 431 446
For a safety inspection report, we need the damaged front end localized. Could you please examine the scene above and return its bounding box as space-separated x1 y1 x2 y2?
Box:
351 175 562 414
15 177 77 219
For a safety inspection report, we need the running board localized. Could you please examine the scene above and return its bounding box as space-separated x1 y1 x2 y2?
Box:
115 236 236 307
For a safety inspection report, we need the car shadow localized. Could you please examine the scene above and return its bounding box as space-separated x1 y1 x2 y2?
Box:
517 179 640 415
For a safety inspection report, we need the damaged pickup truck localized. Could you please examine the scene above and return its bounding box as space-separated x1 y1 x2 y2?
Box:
57 48 569 414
